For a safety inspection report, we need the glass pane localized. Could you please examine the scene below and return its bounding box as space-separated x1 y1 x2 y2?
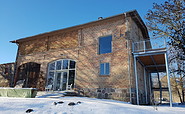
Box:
49 62 55 70
100 63 105 75
56 61 62 70
62 72 67 90
99 36 112 54
69 60 76 69
105 63 110 75
47 72 54 85
56 73 61 90
68 70 75 88
62 60 69 69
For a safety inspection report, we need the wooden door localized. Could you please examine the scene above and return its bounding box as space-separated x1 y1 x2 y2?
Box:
15 62 40 88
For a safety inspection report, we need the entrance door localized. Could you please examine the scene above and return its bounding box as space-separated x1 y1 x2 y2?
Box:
54 71 68 91
16 62 40 88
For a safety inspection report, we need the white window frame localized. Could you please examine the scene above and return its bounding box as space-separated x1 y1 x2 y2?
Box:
46 59 76 90
100 63 110 75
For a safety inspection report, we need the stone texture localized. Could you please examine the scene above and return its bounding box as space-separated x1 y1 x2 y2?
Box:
0 63 14 87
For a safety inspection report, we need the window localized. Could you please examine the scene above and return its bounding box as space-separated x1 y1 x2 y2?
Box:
99 35 112 54
47 59 76 91
100 63 110 75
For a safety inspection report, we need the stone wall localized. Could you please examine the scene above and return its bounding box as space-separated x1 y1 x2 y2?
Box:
0 63 14 87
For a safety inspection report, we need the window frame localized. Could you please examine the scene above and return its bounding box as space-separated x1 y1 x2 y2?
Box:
98 35 112 54
99 62 110 76
46 59 76 90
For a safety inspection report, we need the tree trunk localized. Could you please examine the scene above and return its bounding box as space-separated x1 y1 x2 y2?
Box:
182 89 184 103
176 86 183 103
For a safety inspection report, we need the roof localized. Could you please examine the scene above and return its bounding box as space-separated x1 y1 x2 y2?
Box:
10 10 149 43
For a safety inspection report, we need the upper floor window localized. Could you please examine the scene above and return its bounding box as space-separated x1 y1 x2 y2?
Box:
99 35 112 54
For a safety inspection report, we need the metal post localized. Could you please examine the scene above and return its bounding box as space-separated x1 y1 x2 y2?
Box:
157 72 162 104
165 53 173 107
148 73 152 102
132 42 135 52
143 41 146 52
134 56 139 105
144 68 148 104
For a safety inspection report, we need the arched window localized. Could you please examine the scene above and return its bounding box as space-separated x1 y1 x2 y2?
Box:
47 59 76 91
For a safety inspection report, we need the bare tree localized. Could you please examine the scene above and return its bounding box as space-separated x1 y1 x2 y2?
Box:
146 0 185 103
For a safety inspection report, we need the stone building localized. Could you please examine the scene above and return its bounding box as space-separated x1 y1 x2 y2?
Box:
11 10 151 104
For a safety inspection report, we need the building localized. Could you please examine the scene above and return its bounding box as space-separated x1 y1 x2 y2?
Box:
10 10 173 105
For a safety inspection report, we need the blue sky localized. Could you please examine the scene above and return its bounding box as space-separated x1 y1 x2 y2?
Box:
0 0 167 64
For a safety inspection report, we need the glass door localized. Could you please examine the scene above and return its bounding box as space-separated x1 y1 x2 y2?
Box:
54 71 68 91
61 72 68 90
55 72 62 90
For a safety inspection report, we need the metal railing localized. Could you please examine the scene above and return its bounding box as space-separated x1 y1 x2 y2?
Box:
132 38 166 53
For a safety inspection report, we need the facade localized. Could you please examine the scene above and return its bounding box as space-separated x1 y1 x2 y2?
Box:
11 10 150 104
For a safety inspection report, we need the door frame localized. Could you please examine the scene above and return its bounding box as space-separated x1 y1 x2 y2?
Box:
53 71 69 91
46 59 76 91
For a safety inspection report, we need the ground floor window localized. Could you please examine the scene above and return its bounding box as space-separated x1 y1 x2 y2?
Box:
47 59 76 91
100 63 110 75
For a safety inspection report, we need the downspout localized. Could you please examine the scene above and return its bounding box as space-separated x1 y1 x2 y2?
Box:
134 55 139 105
124 13 132 103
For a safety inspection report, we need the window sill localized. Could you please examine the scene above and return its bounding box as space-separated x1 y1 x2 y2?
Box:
98 52 112 55
99 75 110 77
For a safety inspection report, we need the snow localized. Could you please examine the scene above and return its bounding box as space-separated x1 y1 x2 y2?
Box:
0 95 185 114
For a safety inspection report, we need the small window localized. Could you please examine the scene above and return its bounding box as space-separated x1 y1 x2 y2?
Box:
99 35 112 54
100 63 110 75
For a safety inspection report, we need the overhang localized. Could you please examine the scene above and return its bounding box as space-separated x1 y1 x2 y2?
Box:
137 54 166 72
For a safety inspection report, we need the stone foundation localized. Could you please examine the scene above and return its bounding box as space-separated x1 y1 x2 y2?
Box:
77 88 131 102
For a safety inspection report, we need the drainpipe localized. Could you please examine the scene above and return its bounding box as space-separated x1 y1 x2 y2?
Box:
134 55 139 105
125 12 132 103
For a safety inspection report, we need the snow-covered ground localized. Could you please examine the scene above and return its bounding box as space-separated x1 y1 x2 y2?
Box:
0 96 185 114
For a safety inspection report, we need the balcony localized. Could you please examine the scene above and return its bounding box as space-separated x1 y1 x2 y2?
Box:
132 38 166 54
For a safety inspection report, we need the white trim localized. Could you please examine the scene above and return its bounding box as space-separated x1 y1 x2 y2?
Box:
100 63 110 75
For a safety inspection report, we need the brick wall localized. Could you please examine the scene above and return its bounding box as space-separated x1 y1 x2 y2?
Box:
0 63 14 87
15 14 146 102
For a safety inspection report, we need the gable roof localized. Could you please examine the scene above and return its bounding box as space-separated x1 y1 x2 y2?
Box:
10 10 149 43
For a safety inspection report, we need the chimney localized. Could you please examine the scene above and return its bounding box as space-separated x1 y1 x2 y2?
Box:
98 17 103 20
